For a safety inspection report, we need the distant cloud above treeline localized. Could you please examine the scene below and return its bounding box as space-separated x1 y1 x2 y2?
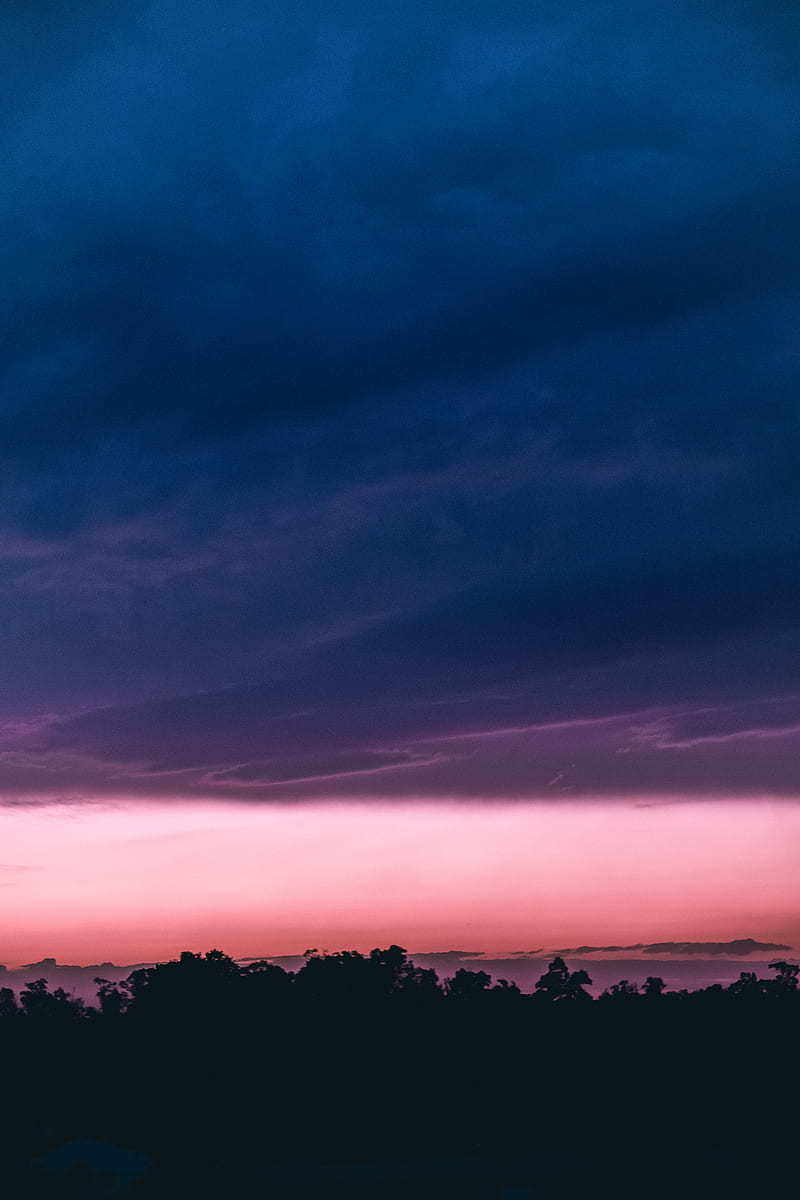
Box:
552 938 791 957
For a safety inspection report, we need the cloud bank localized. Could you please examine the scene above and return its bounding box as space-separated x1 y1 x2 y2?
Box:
0 2 797 804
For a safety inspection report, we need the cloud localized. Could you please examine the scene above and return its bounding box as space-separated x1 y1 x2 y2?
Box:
0 1 796 802
1 623 800 801
6 7 797 435
629 696 800 751
4 0 798 468
553 945 645 955
640 939 791 957
553 939 791 957
200 749 449 789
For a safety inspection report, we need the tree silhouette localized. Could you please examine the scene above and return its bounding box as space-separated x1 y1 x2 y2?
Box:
94 977 129 1017
0 941 792 1199
767 960 799 996
294 944 439 1006
533 957 592 1002
124 948 242 1018
727 970 765 999
492 978 522 999
444 968 492 999
19 978 84 1020
240 959 293 1004
642 976 666 998
0 986 18 1018
368 944 441 997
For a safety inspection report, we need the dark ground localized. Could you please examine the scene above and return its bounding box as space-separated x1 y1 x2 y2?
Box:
2 996 796 1199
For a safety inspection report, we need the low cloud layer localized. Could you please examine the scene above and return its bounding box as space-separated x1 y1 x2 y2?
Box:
3 651 800 800
553 939 791 957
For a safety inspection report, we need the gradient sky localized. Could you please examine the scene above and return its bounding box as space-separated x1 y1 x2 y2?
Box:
2 2 799 966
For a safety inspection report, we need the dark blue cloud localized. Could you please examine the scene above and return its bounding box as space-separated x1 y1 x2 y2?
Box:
4 1 797 446
0 2 798 800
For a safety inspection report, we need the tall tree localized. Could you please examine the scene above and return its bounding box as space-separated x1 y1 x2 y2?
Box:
533 957 593 1002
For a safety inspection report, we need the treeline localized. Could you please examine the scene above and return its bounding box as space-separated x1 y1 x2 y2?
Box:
2 948 798 1198
1 946 797 1020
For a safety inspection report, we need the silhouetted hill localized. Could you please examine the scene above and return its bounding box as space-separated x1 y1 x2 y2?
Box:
0 958 155 1003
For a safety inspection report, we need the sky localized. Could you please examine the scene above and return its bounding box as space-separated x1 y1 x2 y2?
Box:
1 1 799 969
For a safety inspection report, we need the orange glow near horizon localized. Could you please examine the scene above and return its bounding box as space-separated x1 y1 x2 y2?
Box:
0 797 798 966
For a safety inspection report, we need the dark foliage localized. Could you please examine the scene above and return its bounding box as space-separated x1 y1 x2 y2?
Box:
1 949 797 1199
